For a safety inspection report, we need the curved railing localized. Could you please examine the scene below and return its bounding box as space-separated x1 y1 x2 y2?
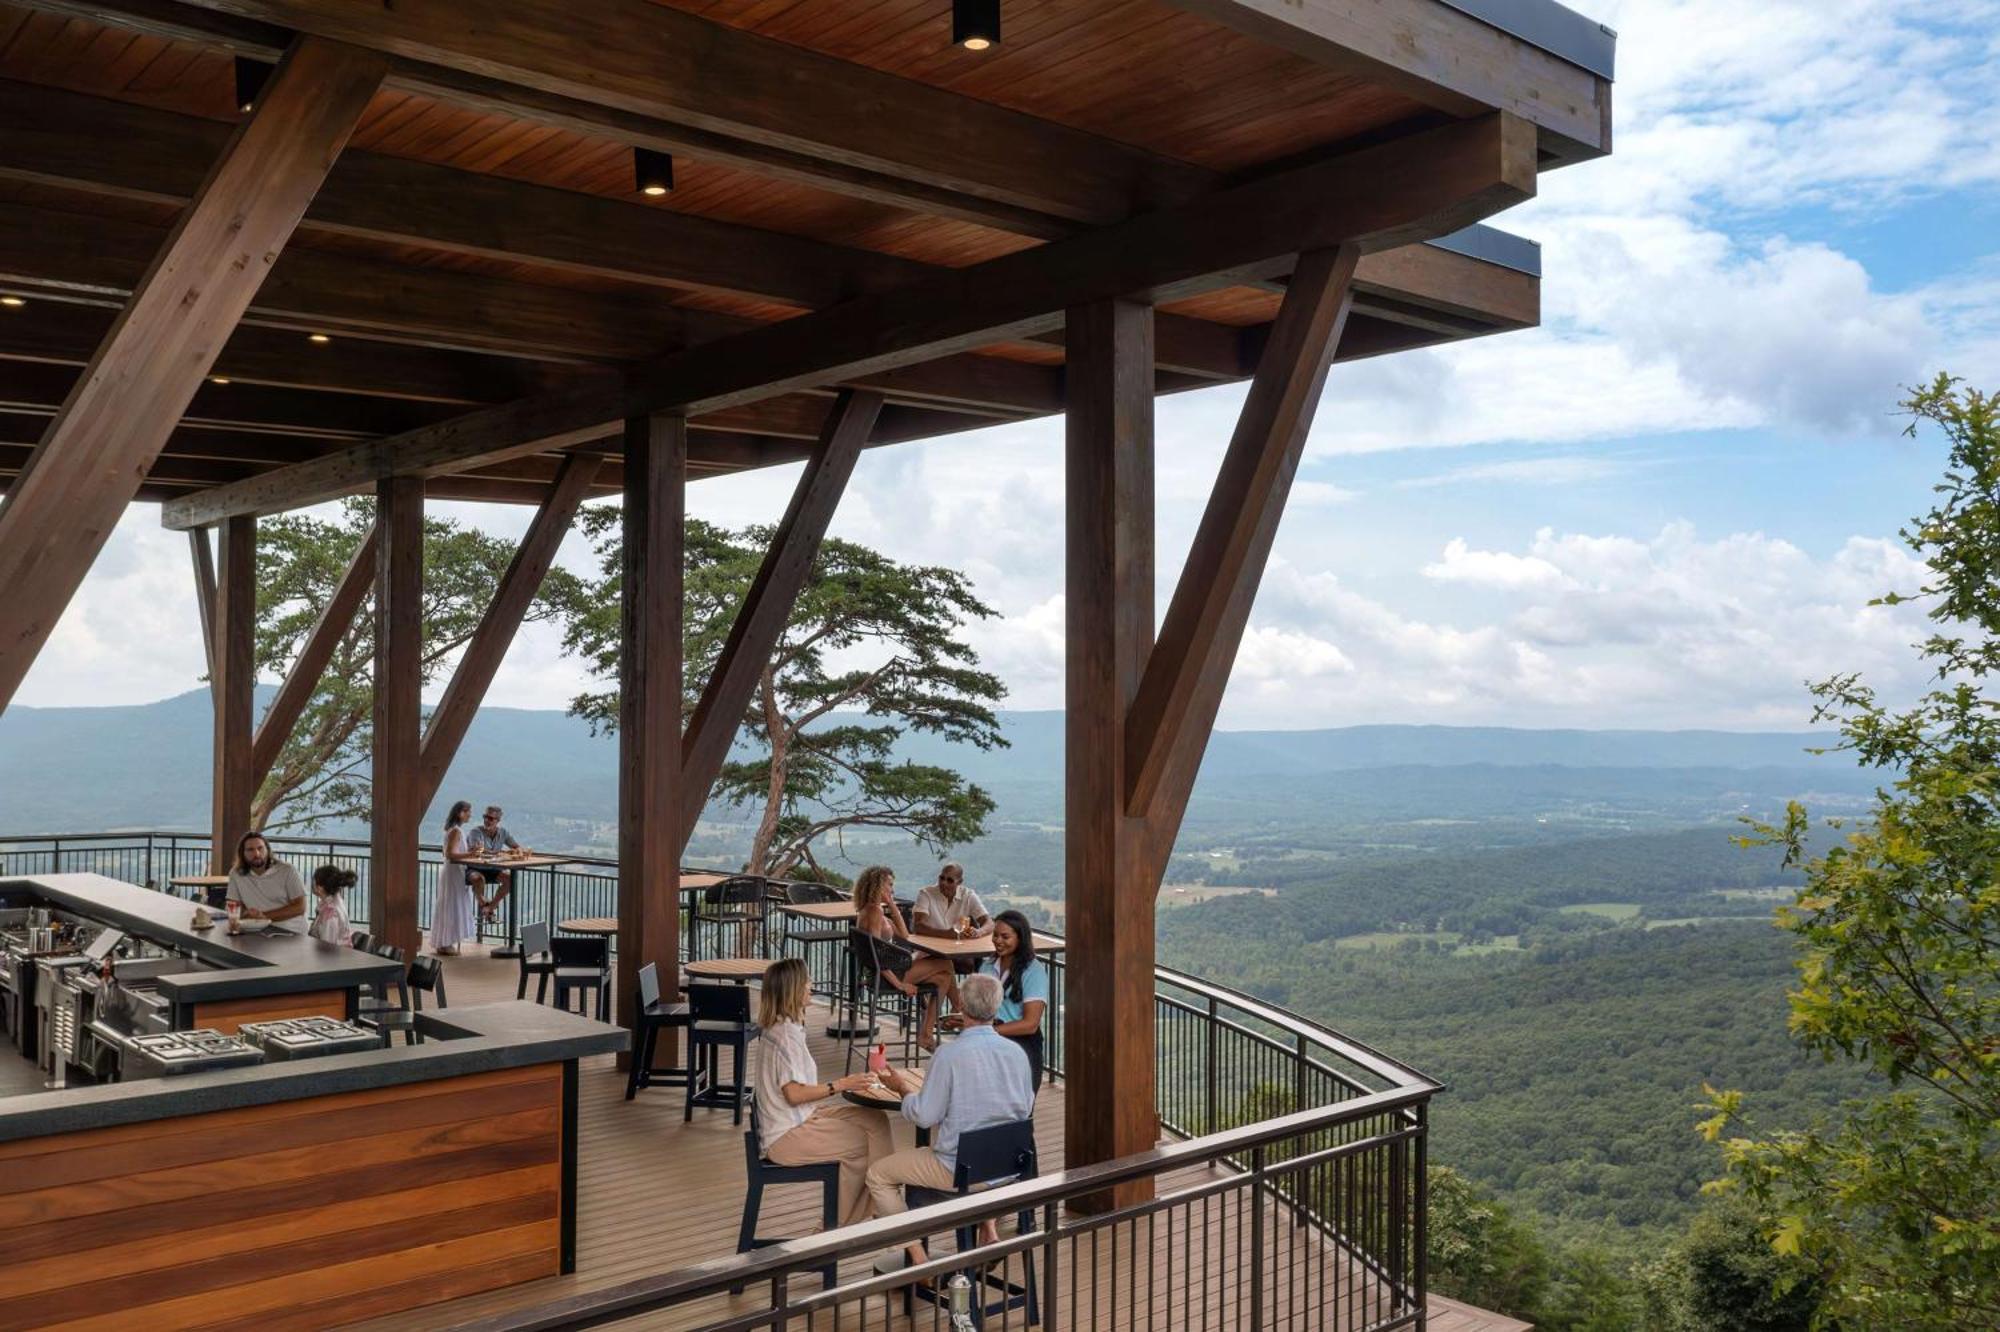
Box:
2 830 1435 1330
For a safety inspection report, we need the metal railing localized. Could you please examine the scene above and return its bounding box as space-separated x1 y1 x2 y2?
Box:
0 829 1436 1330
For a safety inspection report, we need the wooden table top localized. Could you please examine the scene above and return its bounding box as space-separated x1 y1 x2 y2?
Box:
907 931 1066 959
772 899 857 921
469 852 575 870
683 956 773 980
558 917 620 934
169 874 230 888
680 872 728 890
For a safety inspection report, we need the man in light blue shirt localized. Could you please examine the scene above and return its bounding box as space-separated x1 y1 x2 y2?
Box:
867 973 1033 1267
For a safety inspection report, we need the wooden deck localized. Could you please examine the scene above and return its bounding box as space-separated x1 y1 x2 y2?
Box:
346 949 1525 1332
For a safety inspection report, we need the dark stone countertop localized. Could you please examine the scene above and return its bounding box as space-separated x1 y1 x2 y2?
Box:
2 872 399 1002
0 998 627 1142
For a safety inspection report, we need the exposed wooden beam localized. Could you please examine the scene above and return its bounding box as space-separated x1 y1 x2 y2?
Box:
0 35 386 715
1063 296 1158 1207
0 78 924 310
0 198 716 363
1162 0 1611 160
617 411 684 1062
188 527 219 689
418 454 599 806
161 112 1536 529
251 526 376 790
370 474 424 961
1134 248 1360 881
163 0 1213 229
0 295 564 405
678 389 880 850
210 515 257 863
0 78 1527 346
0 355 450 439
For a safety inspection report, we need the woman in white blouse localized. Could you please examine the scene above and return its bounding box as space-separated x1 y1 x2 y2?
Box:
754 958 894 1226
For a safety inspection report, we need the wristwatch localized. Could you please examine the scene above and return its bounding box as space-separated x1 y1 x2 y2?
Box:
826 1082 835 1098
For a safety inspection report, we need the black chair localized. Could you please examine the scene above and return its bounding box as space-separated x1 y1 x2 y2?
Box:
356 943 418 1047
905 1119 1041 1326
551 934 611 1021
735 1094 840 1292
782 882 850 1001
517 920 556 1003
684 982 759 1124
625 962 694 1100
692 875 767 961
348 930 371 953
844 929 936 1073
408 954 447 1010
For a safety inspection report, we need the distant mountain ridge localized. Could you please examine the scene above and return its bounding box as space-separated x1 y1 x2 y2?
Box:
0 687 1845 841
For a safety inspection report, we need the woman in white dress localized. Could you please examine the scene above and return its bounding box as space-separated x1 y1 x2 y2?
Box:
432 800 480 955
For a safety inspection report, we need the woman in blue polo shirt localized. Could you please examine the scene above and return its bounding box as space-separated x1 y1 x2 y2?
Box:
979 909 1049 1092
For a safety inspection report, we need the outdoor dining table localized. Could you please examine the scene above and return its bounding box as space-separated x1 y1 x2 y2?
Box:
905 930 1067 960
682 956 772 983
557 916 620 937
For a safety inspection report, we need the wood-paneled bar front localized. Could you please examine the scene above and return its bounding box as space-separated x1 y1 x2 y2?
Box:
0 0 1614 1303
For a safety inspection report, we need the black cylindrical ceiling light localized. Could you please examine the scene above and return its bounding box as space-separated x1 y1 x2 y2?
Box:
953 0 999 50
233 56 271 113
634 147 675 196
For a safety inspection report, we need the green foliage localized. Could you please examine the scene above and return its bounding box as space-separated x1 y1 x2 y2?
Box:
1429 1165 1554 1315
1636 1198 1825 1332
250 499 581 830
1712 377 2000 1328
560 512 1007 874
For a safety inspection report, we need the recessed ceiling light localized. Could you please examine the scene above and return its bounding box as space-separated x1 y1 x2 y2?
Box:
0 296 24 308
308 333 331 344
953 0 999 49
209 375 231 385
233 56 270 114
634 147 674 196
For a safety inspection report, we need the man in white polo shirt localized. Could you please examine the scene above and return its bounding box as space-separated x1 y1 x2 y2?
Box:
910 861 990 942
225 831 306 922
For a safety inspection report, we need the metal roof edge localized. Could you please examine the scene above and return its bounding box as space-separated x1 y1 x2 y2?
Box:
1436 0 1617 80
1423 224 1542 277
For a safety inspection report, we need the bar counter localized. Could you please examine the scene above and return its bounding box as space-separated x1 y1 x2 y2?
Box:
0 873 628 1331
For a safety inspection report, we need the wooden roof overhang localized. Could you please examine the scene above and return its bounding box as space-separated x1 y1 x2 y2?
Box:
0 0 1613 516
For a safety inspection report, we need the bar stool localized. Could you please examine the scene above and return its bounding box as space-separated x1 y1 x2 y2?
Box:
781 882 849 999
684 982 758 1123
734 1094 840 1292
550 935 611 1020
692 875 767 960
516 919 556 1002
408 954 447 1010
625 962 694 1100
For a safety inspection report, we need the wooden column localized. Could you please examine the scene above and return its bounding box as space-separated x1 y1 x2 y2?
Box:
618 414 684 1058
0 36 386 714
371 476 424 961
209 516 257 870
1063 297 1158 1209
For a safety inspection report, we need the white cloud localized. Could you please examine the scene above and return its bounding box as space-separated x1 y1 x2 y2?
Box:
1423 538 1576 591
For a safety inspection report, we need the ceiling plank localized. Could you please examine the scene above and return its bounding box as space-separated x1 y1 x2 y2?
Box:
1162 0 1611 161
159 111 1536 530
163 0 1215 228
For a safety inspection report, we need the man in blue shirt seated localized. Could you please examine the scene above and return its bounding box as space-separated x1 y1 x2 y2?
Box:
867 973 1034 1270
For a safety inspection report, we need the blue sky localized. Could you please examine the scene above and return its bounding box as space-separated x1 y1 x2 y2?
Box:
18 0 2000 733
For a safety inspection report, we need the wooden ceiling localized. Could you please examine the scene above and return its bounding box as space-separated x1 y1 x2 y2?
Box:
0 0 1599 507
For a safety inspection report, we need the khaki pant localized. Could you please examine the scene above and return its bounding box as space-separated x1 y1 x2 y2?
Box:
865 1144 957 1219
766 1103 895 1227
